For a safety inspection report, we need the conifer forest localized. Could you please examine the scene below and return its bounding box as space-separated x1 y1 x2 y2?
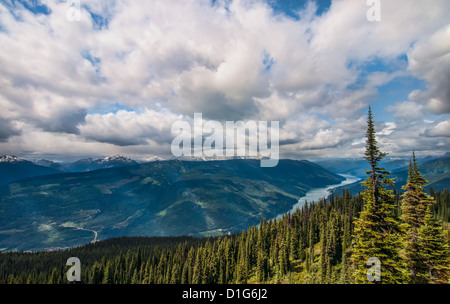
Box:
1 109 449 284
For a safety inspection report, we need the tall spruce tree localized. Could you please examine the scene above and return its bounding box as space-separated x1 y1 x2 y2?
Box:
351 107 407 284
401 152 435 282
416 205 450 283
402 152 431 227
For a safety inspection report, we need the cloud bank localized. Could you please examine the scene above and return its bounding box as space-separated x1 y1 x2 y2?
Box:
0 0 449 160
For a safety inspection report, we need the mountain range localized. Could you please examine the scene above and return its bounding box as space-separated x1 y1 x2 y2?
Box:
331 153 450 195
0 155 139 186
0 158 344 251
1 153 449 252
314 154 446 178
59 155 138 172
0 156 63 186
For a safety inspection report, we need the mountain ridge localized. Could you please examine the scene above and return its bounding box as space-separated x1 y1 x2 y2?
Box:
62 155 139 172
332 154 450 195
0 155 64 186
0 158 344 251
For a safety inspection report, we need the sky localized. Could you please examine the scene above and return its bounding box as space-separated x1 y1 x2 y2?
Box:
0 0 449 162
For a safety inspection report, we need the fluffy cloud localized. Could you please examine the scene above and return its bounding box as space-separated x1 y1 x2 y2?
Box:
388 101 426 122
78 108 181 146
426 120 450 138
408 24 450 114
0 0 449 159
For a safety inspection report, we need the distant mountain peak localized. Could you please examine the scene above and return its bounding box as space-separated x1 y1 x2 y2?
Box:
0 155 26 163
100 155 136 163
64 155 138 172
142 156 165 162
31 159 56 166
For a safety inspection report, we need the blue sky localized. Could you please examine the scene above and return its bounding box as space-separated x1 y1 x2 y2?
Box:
0 0 449 161
3 0 51 16
270 0 331 17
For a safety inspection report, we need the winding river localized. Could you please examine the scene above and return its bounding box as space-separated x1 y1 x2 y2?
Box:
276 174 361 219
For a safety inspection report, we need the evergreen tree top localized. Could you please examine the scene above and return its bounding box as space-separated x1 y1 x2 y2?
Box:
364 106 388 167
412 151 428 187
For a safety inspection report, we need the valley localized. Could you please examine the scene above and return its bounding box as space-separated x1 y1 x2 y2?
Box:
1 153 448 252
0 158 344 251
276 173 361 219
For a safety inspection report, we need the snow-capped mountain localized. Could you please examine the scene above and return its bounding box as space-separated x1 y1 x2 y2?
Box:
141 156 166 162
99 155 138 165
0 155 26 163
63 155 139 172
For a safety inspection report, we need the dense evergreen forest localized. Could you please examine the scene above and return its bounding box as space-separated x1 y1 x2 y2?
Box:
1 109 449 284
0 188 449 284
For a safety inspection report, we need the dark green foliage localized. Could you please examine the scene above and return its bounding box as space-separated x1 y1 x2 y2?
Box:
0 188 448 284
415 206 450 283
401 154 450 284
402 153 436 283
402 153 432 228
351 107 407 284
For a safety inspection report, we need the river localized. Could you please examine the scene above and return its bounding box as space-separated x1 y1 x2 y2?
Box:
276 174 361 219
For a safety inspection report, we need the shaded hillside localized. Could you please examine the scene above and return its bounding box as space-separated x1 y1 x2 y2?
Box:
314 156 429 178
334 155 450 195
0 156 64 186
0 159 343 251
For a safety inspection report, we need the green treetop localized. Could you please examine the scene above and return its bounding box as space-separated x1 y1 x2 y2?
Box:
351 107 407 284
